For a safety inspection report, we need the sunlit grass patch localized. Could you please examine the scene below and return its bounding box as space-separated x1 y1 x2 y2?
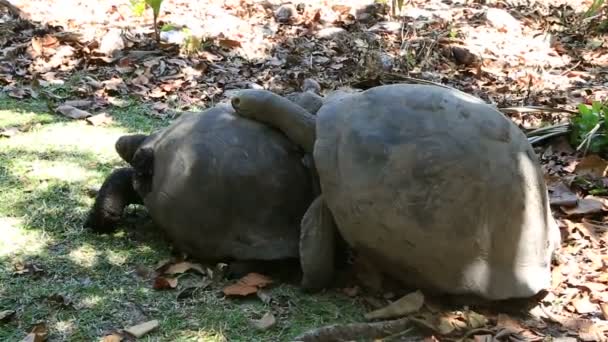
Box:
0 218 50 257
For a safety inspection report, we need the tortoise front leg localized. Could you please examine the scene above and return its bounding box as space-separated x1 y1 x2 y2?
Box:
85 167 143 233
300 195 337 291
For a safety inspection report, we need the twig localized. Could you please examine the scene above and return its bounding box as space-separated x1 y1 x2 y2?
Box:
526 122 570 136
500 106 579 115
292 317 418 342
576 122 602 155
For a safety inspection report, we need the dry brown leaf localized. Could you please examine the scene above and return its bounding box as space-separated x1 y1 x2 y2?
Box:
551 264 564 289
124 320 159 338
100 333 123 342
572 294 598 314
464 310 488 329
222 283 259 297
47 293 73 308
561 196 607 216
218 38 242 49
222 272 273 296
549 182 578 207
177 278 212 300
7 87 26 99
152 276 178 290
0 127 19 138
601 303 608 320
21 333 43 342
13 262 44 276
251 312 276 331
163 261 206 275
410 312 463 335
56 105 92 119
496 314 542 340
364 290 424 320
575 155 608 178
239 272 273 287
21 323 48 342
86 113 113 126
63 100 93 109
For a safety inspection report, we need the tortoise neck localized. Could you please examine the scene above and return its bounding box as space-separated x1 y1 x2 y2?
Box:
246 90 316 153
258 94 317 153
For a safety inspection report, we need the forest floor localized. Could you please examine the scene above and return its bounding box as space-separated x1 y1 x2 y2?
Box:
1 0 608 341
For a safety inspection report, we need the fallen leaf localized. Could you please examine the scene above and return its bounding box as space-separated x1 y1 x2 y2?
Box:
0 310 15 322
250 312 276 331
100 333 123 342
13 262 44 276
0 127 19 138
551 264 564 289
496 314 542 340
218 38 241 49
56 105 92 119
21 333 43 342
86 113 114 126
47 293 73 308
238 272 273 287
572 294 598 314
561 196 607 216
435 316 457 335
7 87 26 99
549 182 578 206
465 310 489 329
152 102 169 112
223 272 273 296
63 100 93 109
124 320 159 338
176 278 212 300
575 155 608 178
22 323 48 342
601 303 608 320
164 261 206 275
364 290 424 320
256 289 273 304
410 312 462 335
152 276 178 290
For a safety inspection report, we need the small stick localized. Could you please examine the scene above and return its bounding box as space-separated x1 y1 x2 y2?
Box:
292 317 418 342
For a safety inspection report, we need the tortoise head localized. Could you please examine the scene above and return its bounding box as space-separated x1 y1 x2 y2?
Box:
231 89 317 154
115 134 148 164
230 89 276 121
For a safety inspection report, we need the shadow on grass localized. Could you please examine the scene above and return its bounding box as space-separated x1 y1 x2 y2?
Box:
0 104 364 341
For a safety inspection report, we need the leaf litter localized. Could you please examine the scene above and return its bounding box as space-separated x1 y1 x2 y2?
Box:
1 0 608 340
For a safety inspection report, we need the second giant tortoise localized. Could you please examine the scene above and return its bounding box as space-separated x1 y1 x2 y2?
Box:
85 103 323 277
231 83 561 300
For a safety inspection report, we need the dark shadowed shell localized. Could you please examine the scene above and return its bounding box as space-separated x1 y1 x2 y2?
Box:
138 106 314 261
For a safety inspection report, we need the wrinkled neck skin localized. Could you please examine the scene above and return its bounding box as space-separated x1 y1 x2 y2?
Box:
233 90 316 154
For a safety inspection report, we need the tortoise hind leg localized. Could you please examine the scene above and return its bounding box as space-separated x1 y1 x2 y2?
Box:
300 195 337 291
85 167 142 233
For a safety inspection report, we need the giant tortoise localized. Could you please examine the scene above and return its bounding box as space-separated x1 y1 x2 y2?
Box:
231 83 561 300
85 102 329 279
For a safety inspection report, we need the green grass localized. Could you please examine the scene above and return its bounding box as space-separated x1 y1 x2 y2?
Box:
0 96 365 341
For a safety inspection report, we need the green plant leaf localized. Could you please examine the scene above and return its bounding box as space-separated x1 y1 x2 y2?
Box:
129 0 147 17
145 0 163 17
